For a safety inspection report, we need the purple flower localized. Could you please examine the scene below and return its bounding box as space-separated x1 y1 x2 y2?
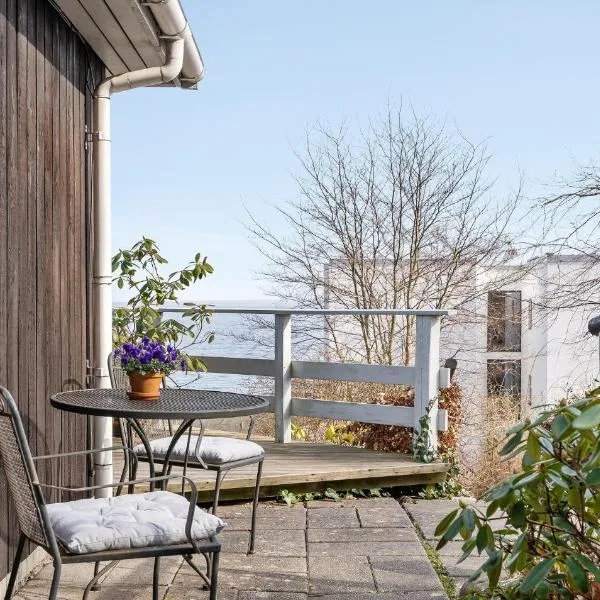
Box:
115 338 185 376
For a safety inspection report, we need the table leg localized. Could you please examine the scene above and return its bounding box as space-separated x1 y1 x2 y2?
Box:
86 416 93 495
129 418 156 490
161 419 195 490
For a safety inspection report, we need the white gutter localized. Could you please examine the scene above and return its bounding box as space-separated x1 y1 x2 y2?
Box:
91 0 203 496
144 0 205 87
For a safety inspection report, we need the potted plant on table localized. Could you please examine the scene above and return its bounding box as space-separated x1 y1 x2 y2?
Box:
112 238 215 398
115 337 186 399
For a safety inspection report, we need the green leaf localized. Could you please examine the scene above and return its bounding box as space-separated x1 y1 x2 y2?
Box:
572 404 600 430
483 550 503 590
547 471 569 489
574 553 600 580
519 559 556 594
461 508 476 533
550 413 570 440
500 431 523 455
443 516 464 542
585 468 600 486
457 539 476 564
552 516 576 534
534 581 551 599
568 487 583 513
508 501 527 528
476 525 494 553
514 471 541 488
538 437 555 456
506 422 527 435
526 432 541 463
566 556 589 593
487 483 512 502
324 488 341 501
486 500 499 518
560 464 578 478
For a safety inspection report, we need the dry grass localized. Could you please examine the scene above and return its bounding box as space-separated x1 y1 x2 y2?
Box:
460 394 527 497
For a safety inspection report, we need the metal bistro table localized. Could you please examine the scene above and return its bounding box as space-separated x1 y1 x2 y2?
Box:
51 388 270 490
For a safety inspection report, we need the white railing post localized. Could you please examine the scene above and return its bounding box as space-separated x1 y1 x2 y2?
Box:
274 313 292 443
414 315 441 452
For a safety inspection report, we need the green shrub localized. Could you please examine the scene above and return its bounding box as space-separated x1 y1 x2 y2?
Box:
435 392 600 599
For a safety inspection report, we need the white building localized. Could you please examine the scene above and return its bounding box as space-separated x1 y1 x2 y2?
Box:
324 254 600 412
445 254 600 415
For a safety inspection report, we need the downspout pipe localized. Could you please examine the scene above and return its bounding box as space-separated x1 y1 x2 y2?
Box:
91 38 185 497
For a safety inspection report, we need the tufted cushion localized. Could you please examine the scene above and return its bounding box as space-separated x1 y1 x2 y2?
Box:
46 491 225 554
133 436 264 465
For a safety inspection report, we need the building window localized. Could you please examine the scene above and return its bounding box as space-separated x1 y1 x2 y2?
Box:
487 291 522 351
487 360 521 400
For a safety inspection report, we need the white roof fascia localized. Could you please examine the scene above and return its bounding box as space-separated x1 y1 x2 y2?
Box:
50 0 204 87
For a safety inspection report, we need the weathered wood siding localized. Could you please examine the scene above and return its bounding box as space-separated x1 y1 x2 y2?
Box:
0 0 102 580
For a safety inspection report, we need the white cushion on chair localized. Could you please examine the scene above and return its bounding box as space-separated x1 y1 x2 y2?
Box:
46 491 225 554
133 436 264 465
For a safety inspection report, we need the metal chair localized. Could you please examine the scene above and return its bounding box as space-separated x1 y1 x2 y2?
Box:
0 386 222 600
108 353 264 554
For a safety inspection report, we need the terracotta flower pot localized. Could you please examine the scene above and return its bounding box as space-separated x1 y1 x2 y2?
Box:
127 372 163 400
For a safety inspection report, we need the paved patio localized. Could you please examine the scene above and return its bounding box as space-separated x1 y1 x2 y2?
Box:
13 498 485 600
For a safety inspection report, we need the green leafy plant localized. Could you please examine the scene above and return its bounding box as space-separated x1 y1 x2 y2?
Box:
112 237 213 372
413 399 438 463
276 487 390 506
324 423 354 445
291 421 308 441
418 448 465 500
435 392 600 599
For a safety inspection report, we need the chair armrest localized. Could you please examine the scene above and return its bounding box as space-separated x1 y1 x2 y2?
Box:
35 473 197 497
33 445 137 462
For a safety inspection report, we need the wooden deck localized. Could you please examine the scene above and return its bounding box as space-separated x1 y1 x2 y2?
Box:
114 437 449 502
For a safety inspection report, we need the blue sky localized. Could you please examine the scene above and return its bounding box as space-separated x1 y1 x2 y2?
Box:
111 1 600 304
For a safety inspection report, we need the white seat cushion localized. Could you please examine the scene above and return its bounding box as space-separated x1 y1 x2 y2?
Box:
46 490 225 554
133 436 264 465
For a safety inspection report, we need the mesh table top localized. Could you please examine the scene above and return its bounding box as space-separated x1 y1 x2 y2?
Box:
51 388 270 420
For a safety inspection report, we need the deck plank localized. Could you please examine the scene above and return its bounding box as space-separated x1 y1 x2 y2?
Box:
115 438 448 502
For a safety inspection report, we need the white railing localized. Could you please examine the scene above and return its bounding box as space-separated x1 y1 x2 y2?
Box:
158 307 451 451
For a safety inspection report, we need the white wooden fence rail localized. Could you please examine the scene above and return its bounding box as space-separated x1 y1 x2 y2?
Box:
158 307 451 451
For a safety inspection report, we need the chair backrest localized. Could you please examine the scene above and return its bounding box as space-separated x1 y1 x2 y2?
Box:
108 350 131 390
0 387 56 553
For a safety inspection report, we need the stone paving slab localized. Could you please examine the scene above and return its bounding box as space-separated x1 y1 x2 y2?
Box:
308 594 447 600
238 593 306 600
309 541 426 557
357 504 413 529
218 503 306 518
308 556 375 595
307 507 361 529
370 556 445 593
14 497 460 600
307 527 418 543
223 509 307 531
238 593 307 600
220 529 306 556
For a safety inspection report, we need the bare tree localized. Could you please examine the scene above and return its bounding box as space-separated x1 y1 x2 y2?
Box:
247 107 526 365
540 160 600 310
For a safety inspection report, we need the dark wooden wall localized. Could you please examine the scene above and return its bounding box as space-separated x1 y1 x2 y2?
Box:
0 0 103 581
